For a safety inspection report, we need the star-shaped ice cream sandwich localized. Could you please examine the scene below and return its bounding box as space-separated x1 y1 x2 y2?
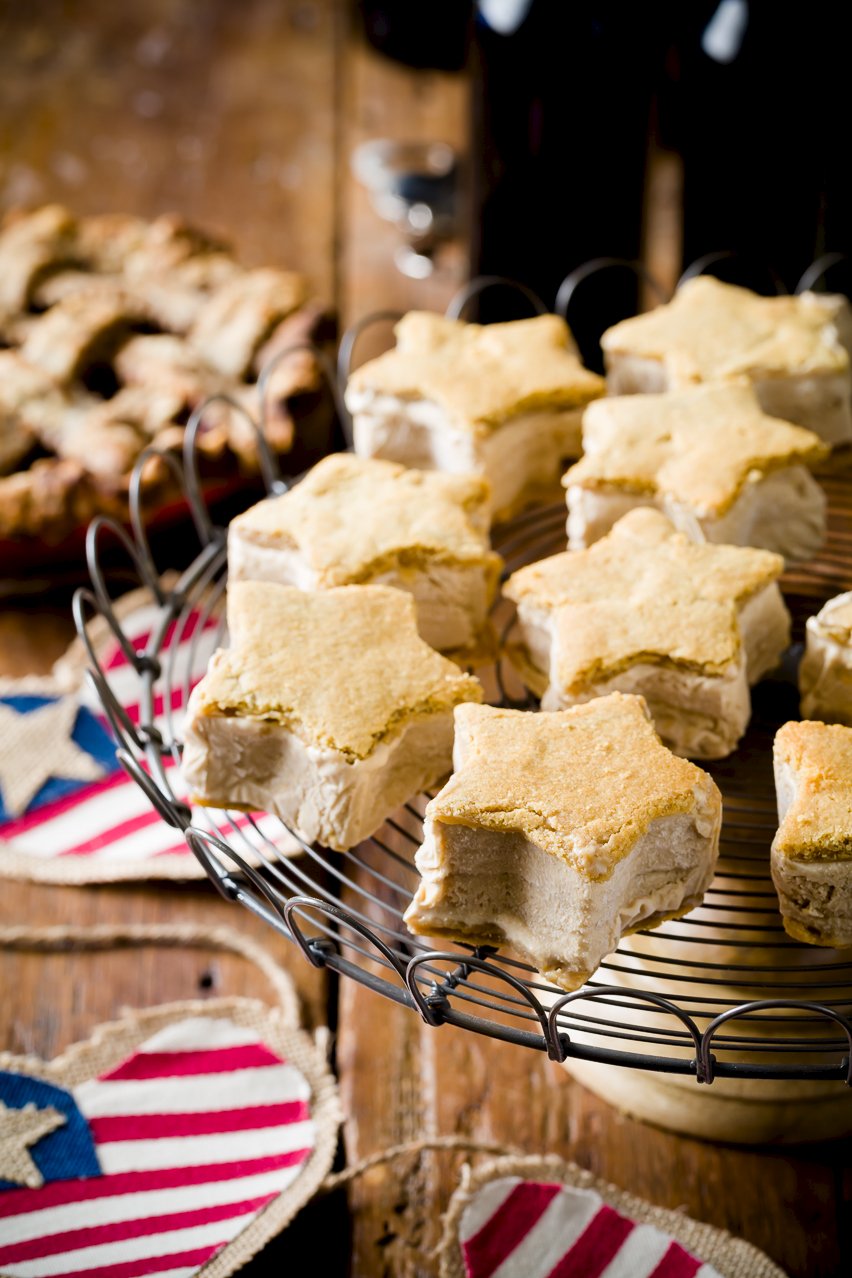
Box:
182 581 482 851
404 695 722 990
504 508 790 759
346 311 605 521
772 720 852 947
601 275 852 446
229 452 502 657
799 592 852 727
563 381 827 560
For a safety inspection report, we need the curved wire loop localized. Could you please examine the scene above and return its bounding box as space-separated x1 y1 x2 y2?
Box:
405 951 557 1049
494 612 539 712
546 986 705 1071
183 396 259 541
184 828 240 900
555 257 668 320
446 275 548 322
796 252 850 295
129 446 208 586
336 309 403 390
283 895 410 985
117 748 191 830
676 250 787 295
185 827 289 926
83 665 146 758
82 520 162 675
697 1000 852 1086
258 341 354 456
71 590 147 755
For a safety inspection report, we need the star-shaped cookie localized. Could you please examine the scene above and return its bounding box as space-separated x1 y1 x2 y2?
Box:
772 720 852 946
404 694 722 989
182 581 482 851
348 312 604 428
346 311 605 521
228 452 502 655
600 275 852 446
563 381 827 560
504 508 789 759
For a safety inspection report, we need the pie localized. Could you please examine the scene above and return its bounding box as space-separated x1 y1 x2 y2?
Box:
229 453 502 655
181 581 483 852
0 204 332 546
799 592 852 726
345 311 605 522
503 508 789 759
601 275 852 446
772 720 852 946
404 694 722 990
563 382 827 560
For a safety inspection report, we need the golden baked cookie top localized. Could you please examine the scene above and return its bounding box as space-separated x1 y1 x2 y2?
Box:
230 453 501 582
193 581 482 759
505 508 783 689
347 311 605 431
601 276 850 383
426 695 720 878
564 382 827 516
773 720 852 860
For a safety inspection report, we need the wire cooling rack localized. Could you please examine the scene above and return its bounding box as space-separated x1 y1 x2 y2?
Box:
73 264 852 1086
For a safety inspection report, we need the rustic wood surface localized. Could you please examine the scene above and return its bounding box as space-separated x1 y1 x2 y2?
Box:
1 3 850 1275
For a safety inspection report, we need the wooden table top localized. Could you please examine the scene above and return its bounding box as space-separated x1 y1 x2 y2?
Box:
1 4 849 1274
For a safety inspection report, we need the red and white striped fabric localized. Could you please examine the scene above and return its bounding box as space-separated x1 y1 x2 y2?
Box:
0 1017 316 1278
0 755 286 871
0 594 298 879
459 1178 723 1278
77 597 222 740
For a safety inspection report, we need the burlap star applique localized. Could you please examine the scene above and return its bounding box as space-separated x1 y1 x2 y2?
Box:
0 1100 66 1188
0 695 104 817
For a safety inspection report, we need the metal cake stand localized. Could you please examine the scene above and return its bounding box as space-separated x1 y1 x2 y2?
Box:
73 266 852 1089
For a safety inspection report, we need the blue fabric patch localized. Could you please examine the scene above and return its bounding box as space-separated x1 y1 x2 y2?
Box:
0 1071 102 1190
0 697 119 822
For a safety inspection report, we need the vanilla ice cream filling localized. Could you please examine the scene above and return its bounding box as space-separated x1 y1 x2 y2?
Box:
229 538 319 589
228 530 493 652
800 593 852 726
542 661 750 760
604 352 852 447
181 708 455 853
736 582 791 683
405 799 719 989
566 464 826 561
347 388 584 520
604 354 668 396
512 602 754 759
772 856 852 947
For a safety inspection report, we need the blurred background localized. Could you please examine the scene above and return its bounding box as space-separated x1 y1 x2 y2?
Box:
3 1 849 345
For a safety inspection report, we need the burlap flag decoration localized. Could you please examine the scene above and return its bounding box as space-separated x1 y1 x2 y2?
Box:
0 998 340 1278
0 580 297 883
